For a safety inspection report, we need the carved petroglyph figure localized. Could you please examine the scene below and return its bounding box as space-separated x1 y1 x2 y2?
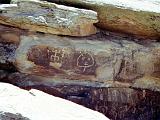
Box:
48 48 66 68
50 49 61 62
77 52 94 72
27 16 47 25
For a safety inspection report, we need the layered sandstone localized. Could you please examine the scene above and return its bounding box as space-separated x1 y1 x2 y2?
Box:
0 22 159 120
48 0 160 38
0 24 159 89
0 1 98 36
14 34 160 82
0 0 160 120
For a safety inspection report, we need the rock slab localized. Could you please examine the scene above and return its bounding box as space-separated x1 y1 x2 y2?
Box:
0 1 98 36
0 82 109 120
14 34 160 82
50 0 160 38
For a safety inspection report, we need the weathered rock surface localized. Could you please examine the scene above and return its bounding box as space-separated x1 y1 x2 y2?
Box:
14 33 160 82
0 25 22 70
0 24 159 82
0 1 98 36
50 0 160 38
0 82 109 120
0 112 30 120
11 0 40 3
132 76 160 92
1 72 160 120
0 1 159 119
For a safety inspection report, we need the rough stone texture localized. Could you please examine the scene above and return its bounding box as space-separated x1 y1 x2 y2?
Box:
0 1 98 36
11 0 39 3
14 33 160 82
132 76 160 92
0 112 30 120
0 70 8 80
0 82 109 120
0 25 22 70
0 24 159 84
50 0 160 38
1 72 160 120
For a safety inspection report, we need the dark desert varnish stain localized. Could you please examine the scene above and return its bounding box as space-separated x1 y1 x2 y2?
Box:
27 45 97 77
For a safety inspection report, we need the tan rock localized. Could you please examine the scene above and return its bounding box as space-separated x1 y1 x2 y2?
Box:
14 34 160 82
1 33 20 44
132 76 160 92
51 0 160 38
11 0 40 3
0 1 98 36
15 34 121 81
0 25 159 83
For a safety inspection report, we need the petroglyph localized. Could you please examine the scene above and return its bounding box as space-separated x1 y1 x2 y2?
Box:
77 52 94 72
27 16 47 25
48 47 66 68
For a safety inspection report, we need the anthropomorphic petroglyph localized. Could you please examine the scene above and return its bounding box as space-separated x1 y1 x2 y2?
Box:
48 48 66 68
77 52 94 72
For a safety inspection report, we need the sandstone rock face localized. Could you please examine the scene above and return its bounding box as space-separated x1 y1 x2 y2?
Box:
51 0 160 38
11 0 40 3
132 76 160 92
2 72 160 120
14 34 160 82
0 23 159 120
0 82 109 120
0 112 30 120
0 1 160 119
0 1 98 36
0 25 22 70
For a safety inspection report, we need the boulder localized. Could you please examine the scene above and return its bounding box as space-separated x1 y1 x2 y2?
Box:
0 1 159 120
0 23 159 81
0 24 159 82
2 72 160 120
49 0 160 38
0 1 98 36
14 33 160 82
0 82 109 120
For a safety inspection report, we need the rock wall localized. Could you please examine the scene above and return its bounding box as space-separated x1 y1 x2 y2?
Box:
0 0 160 120
0 72 159 120
48 0 160 38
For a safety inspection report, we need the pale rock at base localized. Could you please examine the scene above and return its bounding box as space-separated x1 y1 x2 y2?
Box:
0 82 109 120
